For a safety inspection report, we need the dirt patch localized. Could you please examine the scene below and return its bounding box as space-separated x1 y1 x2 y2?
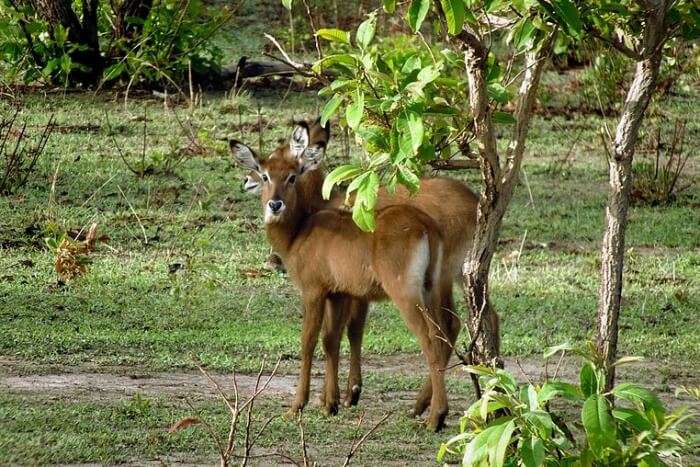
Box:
2 354 697 409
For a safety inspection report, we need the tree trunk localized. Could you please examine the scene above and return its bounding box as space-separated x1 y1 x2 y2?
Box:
597 54 662 391
596 0 667 392
35 0 103 85
114 0 153 40
459 32 552 367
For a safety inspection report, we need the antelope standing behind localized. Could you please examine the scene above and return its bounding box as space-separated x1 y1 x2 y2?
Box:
241 120 488 418
231 127 453 431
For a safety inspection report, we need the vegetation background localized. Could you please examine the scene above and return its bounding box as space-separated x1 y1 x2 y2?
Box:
0 0 697 464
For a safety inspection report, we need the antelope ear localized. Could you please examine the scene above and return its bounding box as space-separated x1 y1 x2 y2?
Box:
229 140 260 172
289 123 310 158
299 142 326 173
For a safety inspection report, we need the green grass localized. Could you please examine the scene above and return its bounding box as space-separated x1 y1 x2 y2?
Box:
1 75 698 463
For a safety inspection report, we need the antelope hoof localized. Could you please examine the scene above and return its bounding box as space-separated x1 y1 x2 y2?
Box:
344 384 361 407
426 411 447 432
283 404 303 420
412 399 430 417
324 399 339 416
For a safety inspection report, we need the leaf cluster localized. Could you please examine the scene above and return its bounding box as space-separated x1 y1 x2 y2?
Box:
438 343 693 466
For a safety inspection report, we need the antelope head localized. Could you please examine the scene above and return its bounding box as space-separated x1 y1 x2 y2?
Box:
230 123 326 224
239 119 330 195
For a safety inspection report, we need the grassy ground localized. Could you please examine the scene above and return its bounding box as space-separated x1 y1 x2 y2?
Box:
1 16 698 462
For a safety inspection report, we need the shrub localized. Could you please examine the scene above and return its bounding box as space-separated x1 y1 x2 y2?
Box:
438 343 693 466
1 107 54 194
0 0 230 88
579 51 630 112
631 120 691 206
102 0 228 88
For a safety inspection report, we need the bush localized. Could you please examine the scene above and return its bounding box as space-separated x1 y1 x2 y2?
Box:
0 0 230 88
438 343 693 466
102 0 227 88
580 51 630 112
631 120 691 206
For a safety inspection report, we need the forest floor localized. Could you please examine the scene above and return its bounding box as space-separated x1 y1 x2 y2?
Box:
1 2 699 463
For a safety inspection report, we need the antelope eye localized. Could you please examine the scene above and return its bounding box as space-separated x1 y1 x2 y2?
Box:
288 174 296 185
262 174 269 182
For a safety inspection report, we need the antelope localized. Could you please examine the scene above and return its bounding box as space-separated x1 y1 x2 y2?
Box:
230 126 453 431
240 120 488 419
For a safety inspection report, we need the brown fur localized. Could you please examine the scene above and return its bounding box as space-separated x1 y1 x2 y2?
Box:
238 120 488 420
231 128 452 431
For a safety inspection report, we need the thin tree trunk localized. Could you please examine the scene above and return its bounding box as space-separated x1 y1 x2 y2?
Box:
459 31 553 367
596 0 667 392
597 54 663 391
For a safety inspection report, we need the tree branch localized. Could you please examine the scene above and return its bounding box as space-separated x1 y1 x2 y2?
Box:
587 28 642 60
456 29 501 199
429 159 480 170
502 34 555 188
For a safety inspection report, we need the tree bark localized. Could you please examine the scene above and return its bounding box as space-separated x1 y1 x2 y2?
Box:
35 0 103 85
113 0 153 40
596 1 666 391
458 31 553 367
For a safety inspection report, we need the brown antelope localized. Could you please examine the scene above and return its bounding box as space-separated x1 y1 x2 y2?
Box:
230 127 453 431
241 121 488 419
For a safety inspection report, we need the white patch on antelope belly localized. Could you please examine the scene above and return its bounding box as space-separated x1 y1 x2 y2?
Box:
405 233 430 291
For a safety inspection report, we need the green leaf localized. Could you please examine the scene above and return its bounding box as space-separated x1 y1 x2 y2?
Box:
322 164 363 200
406 111 424 152
316 28 351 44
320 94 343 127
582 395 616 459
352 173 379 232
281 0 293 10
103 62 126 81
346 89 364 129
417 64 440 85
580 362 598 397
612 408 653 432
522 410 555 438
356 14 377 48
397 166 421 193
509 17 536 50
520 435 545 467
543 342 572 358
360 171 380 209
489 419 515 467
612 356 644 367
539 381 583 403
487 82 510 103
519 384 539 411
612 383 665 423
357 124 390 151
440 0 465 35
383 0 396 13
485 0 505 13
493 111 516 124
407 0 430 33
401 54 423 74
352 203 376 232
549 0 582 39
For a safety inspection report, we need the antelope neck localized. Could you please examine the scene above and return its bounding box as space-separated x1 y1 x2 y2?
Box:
264 207 305 261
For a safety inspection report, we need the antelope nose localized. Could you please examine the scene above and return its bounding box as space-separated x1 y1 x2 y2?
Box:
268 199 284 213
